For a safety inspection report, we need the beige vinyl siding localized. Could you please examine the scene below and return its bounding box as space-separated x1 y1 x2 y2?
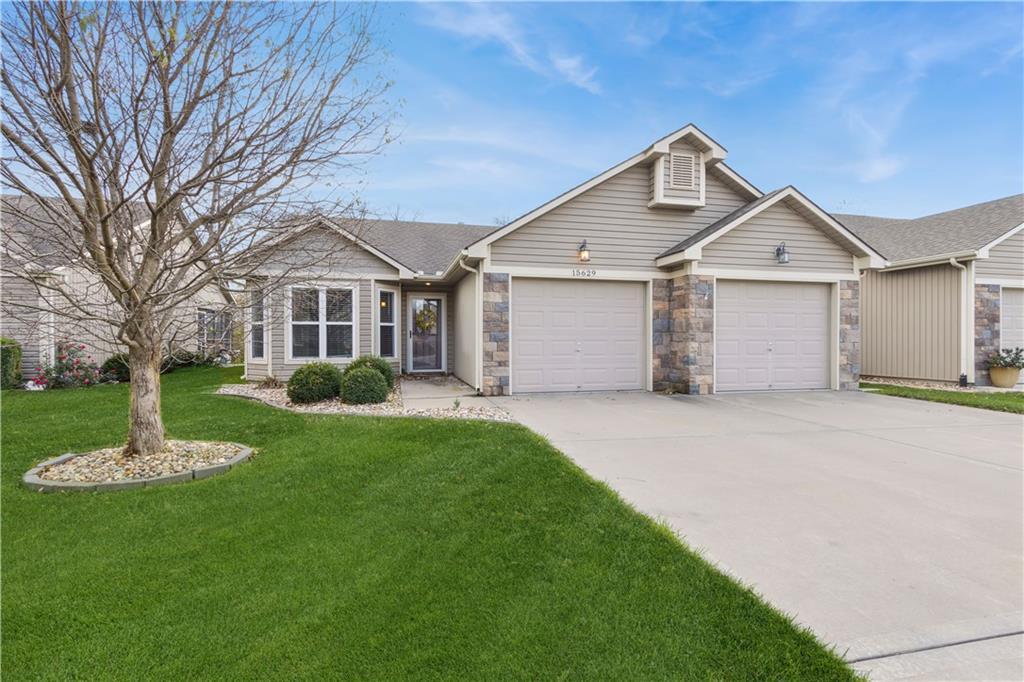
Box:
661 141 702 203
976 231 1024 279
269 226 400 278
700 201 854 273
490 165 748 271
861 265 961 381
452 271 477 386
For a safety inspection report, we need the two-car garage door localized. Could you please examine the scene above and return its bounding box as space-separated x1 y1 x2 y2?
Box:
511 278 645 393
716 280 830 392
509 277 831 394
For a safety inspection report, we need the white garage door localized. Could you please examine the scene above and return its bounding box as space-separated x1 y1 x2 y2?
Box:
716 280 830 392
511 278 645 393
1002 288 1024 350
1002 288 1024 387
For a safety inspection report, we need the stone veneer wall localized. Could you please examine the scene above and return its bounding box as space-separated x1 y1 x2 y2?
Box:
481 273 510 396
974 283 1001 386
653 275 715 394
838 279 861 391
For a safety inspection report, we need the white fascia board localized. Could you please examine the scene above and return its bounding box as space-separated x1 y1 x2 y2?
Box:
711 162 762 199
646 123 727 161
654 248 701 268
465 149 649 257
977 222 1024 258
782 187 887 266
321 218 416 279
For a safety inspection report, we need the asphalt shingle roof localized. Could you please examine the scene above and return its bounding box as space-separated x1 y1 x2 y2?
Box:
836 194 1023 261
356 219 497 274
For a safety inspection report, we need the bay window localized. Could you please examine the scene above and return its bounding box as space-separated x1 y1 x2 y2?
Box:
289 286 356 360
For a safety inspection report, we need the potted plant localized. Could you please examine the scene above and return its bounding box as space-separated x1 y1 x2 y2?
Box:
988 347 1024 388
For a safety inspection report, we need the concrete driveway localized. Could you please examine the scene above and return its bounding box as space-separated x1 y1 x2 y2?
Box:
493 390 1024 680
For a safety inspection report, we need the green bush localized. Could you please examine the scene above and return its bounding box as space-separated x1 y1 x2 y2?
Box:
287 362 343 404
344 355 395 389
1 337 22 388
101 353 131 382
341 366 389 405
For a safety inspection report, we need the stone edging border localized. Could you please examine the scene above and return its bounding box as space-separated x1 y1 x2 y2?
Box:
22 443 254 493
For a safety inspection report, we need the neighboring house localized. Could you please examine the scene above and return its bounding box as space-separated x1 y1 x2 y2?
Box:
838 194 1024 386
0 195 234 373
248 123 885 396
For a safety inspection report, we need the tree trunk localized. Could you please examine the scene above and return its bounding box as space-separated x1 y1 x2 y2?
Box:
125 339 165 457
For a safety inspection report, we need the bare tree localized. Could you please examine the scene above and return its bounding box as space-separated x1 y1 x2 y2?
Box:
1 1 392 455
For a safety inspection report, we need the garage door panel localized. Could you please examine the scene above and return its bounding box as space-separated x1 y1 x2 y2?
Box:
512 278 645 393
1002 288 1023 387
717 280 829 392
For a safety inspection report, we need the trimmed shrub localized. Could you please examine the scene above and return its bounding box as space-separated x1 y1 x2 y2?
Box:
287 362 343 404
341 366 389 405
1 337 22 389
101 353 131 382
344 354 395 389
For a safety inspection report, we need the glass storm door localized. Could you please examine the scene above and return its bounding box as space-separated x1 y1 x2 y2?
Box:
409 296 444 371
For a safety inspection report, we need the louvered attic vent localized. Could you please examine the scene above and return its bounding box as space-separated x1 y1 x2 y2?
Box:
669 152 696 189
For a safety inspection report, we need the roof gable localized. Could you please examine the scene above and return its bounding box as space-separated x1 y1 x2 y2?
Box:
466 123 760 257
656 186 885 267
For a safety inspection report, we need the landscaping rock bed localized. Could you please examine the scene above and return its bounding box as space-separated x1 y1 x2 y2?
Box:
23 441 252 493
861 376 1019 393
218 382 513 422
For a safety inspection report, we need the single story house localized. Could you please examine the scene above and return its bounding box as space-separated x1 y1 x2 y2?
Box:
838 194 1024 386
248 123 887 396
0 195 234 373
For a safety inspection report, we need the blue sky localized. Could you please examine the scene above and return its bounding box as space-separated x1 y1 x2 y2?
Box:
357 2 1023 225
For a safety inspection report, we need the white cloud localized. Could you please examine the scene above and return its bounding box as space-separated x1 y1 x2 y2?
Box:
550 54 602 94
418 3 602 94
702 69 775 97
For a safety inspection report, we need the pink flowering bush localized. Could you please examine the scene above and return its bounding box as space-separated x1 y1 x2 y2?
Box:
31 340 103 389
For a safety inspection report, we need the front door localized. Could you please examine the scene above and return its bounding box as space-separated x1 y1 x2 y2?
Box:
408 294 445 372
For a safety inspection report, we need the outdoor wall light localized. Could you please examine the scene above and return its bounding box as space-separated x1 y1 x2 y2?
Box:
774 242 791 264
577 240 591 263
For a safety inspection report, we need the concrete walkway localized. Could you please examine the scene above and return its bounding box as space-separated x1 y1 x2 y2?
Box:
399 376 490 410
493 390 1024 680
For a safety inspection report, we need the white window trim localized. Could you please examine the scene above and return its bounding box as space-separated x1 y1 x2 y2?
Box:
375 284 400 359
406 291 447 373
285 284 360 363
247 291 267 362
669 151 697 190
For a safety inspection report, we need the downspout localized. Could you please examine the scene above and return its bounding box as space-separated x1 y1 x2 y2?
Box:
949 258 970 385
458 255 482 394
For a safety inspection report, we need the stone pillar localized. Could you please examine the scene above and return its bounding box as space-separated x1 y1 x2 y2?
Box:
974 284 1000 386
651 279 677 392
481 273 510 396
670 274 714 395
838 279 861 390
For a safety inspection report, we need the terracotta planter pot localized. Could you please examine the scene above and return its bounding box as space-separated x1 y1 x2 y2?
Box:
989 366 1021 388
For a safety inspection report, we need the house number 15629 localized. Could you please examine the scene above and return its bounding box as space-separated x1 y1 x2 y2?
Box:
571 268 597 278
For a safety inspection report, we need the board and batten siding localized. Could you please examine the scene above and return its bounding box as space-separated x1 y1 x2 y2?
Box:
700 200 854 273
452 271 477 387
861 264 962 381
490 165 748 272
0 274 48 372
976 231 1024 279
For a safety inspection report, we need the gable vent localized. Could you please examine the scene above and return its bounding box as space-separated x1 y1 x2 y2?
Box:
669 152 696 190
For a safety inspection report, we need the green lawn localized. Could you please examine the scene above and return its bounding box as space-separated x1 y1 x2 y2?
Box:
861 382 1024 414
3 367 853 680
